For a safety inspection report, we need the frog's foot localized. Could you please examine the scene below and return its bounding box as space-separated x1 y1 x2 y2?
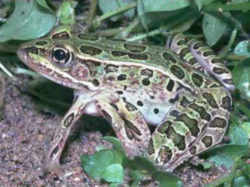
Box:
43 159 65 176
42 135 66 176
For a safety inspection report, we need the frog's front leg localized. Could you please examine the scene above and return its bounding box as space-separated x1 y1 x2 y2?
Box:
46 92 95 172
46 90 151 172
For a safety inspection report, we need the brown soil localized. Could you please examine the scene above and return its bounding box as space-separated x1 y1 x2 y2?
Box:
0 76 111 186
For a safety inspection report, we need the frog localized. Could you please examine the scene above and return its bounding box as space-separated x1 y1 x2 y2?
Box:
17 26 233 172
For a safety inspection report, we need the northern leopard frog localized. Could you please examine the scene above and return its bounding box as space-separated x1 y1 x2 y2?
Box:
17 26 233 172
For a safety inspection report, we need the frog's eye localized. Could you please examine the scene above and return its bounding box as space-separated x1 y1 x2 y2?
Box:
52 47 72 65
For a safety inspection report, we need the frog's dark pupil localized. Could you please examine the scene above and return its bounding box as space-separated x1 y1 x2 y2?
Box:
54 49 68 62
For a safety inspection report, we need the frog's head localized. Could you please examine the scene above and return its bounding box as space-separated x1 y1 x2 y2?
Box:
17 26 97 90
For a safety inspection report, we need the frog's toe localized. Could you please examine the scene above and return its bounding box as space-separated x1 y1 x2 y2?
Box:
43 161 65 176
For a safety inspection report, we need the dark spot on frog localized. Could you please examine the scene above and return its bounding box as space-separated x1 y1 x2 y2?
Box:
83 60 101 76
190 103 211 121
105 64 119 73
117 74 127 81
35 40 48 46
192 42 202 50
101 110 112 122
142 78 150 86
50 146 59 159
166 79 175 91
153 108 159 114
221 96 232 111
177 114 199 137
124 43 146 53
112 51 128 57
180 96 190 107
203 51 214 57
201 136 213 147
148 139 155 155
166 126 185 150
224 79 234 85
122 97 137 112
63 113 74 128
122 117 141 140
92 79 100 86
169 94 179 104
52 32 70 40
116 90 123 95
202 92 218 108
162 51 177 63
211 58 221 64
107 76 115 81
179 48 190 58
78 33 99 41
189 145 197 155
209 117 227 128
26 47 39 55
169 110 179 117
137 100 143 107
192 73 204 87
170 65 185 79
80 45 102 56
128 53 148 60
187 57 197 65
213 67 229 74
141 69 153 77
110 103 119 111
159 146 173 163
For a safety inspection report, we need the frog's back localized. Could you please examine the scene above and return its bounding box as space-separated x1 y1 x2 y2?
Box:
71 33 220 91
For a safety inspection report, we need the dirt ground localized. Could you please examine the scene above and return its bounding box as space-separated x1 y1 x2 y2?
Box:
0 75 114 186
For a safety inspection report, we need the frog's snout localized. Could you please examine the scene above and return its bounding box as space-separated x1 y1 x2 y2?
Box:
17 45 39 66
17 47 27 63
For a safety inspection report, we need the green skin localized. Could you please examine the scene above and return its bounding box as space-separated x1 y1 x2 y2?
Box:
17 26 233 172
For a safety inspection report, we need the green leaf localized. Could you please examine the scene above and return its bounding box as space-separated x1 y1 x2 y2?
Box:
233 176 250 187
81 149 124 182
207 145 248 169
103 136 125 155
229 126 249 145
205 2 250 12
102 164 124 183
153 171 183 187
98 0 135 21
233 58 250 101
241 122 250 138
57 1 76 25
234 40 250 57
36 0 53 11
0 0 56 42
125 156 156 172
202 13 227 46
140 0 190 12
193 0 218 11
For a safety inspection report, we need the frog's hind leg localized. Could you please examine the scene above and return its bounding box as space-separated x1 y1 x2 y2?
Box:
148 88 231 172
166 34 235 91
